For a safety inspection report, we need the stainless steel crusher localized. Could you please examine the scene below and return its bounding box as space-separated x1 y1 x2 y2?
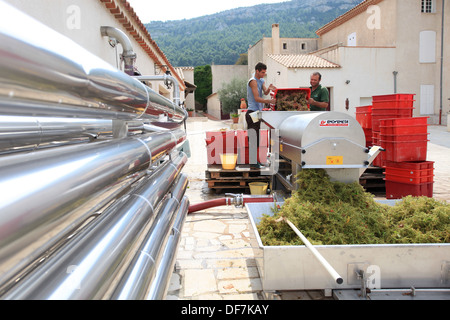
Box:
245 111 450 300
256 110 382 189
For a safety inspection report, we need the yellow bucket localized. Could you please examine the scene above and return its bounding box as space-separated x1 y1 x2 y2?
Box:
249 182 268 195
220 154 238 170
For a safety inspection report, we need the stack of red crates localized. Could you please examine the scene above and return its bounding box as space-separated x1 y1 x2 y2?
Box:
205 130 269 166
355 105 373 147
371 94 415 168
236 130 269 165
379 116 433 199
355 94 433 199
205 131 237 165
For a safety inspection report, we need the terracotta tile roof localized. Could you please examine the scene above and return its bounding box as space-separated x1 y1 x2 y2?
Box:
98 0 185 89
316 0 384 36
268 54 341 68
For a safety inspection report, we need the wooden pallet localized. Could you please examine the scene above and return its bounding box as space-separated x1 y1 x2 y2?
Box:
360 166 386 196
205 164 271 192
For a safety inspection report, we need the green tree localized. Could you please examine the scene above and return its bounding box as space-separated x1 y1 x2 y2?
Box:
218 78 247 115
235 53 248 65
194 65 212 110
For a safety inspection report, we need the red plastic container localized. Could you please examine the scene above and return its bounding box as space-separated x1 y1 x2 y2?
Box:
206 131 237 164
271 88 311 111
380 133 429 142
363 128 373 147
379 117 429 135
384 161 435 184
372 108 414 131
236 130 269 164
385 180 434 199
381 140 429 162
372 94 416 102
355 106 372 129
384 160 434 171
372 100 415 110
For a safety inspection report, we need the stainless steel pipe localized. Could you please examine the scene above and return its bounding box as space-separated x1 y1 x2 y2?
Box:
0 1 191 300
0 130 185 291
2 153 187 300
112 174 188 300
147 196 189 300
100 26 137 76
0 1 186 127
0 116 113 154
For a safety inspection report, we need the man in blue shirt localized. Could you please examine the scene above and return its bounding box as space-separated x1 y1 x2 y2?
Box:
245 62 277 168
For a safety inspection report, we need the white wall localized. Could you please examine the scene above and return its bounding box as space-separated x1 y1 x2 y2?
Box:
267 46 397 115
4 0 179 100
207 93 222 120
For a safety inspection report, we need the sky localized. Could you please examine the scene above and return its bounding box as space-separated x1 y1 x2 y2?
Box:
127 0 288 22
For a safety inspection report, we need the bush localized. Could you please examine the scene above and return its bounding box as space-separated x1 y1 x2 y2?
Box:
218 78 247 115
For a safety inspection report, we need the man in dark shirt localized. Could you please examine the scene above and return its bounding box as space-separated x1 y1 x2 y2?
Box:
308 72 330 111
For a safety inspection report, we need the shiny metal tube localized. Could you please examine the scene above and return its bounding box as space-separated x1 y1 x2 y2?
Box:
0 2 185 126
112 197 179 300
0 131 184 290
2 152 187 300
170 174 189 204
147 196 190 300
111 174 188 300
0 1 191 300
100 26 136 76
134 75 182 107
0 116 113 154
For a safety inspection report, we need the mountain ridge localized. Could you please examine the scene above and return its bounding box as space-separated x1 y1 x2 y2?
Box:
145 0 362 67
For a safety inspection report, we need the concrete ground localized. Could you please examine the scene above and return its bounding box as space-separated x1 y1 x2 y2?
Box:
166 115 450 300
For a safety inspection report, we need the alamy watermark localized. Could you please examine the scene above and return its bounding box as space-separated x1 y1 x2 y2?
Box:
66 5 81 30
366 5 382 30
366 265 381 289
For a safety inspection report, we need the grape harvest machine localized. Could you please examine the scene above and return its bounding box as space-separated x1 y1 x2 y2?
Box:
242 111 450 300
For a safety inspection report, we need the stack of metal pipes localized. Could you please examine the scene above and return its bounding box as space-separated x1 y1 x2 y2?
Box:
0 2 189 300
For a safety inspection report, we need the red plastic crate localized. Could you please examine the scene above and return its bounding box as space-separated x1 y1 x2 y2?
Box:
355 106 372 129
372 107 414 115
372 94 416 102
379 117 428 127
372 100 415 109
363 128 373 147
380 117 429 135
384 161 434 184
381 140 429 162
271 88 311 111
384 160 435 184
384 160 434 171
372 109 414 131
236 130 269 164
236 147 269 165
205 131 237 164
380 133 429 142
236 130 269 148
385 180 433 199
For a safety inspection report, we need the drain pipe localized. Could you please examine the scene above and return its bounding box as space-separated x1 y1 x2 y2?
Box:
439 0 445 125
393 71 398 93
101 26 137 76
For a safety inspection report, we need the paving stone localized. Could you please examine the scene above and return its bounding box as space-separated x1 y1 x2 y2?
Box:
184 269 217 297
217 266 260 280
193 220 227 233
218 278 263 294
